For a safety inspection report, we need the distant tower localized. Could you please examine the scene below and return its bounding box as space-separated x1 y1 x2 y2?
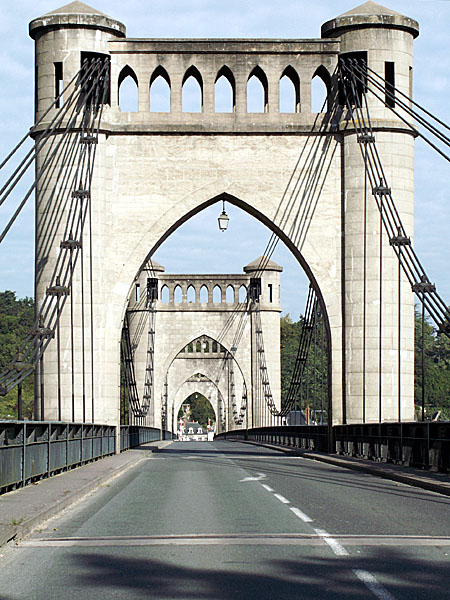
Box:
243 256 283 426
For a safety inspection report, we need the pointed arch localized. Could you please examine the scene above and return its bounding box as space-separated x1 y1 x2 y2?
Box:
199 285 209 303
311 65 331 113
182 65 203 113
150 65 171 112
118 65 139 112
215 65 236 113
226 285 235 303
174 285 182 303
161 284 169 303
239 284 247 303
213 285 222 303
187 285 196 303
279 65 300 113
247 66 268 113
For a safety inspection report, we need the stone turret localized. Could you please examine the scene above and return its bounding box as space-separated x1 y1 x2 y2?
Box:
321 2 417 423
29 2 125 120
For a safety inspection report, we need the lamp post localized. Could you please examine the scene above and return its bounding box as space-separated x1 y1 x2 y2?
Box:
218 199 229 232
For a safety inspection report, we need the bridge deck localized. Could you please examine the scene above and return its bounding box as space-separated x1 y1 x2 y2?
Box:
0 441 449 599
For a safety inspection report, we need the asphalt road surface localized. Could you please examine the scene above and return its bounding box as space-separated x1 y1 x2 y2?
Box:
0 440 449 599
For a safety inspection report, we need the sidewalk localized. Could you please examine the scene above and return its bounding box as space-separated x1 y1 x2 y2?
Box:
0 440 174 548
238 440 450 497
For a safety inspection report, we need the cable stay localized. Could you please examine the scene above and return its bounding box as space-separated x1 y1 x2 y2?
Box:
343 59 450 164
0 58 110 397
121 266 159 419
339 58 450 338
227 352 247 425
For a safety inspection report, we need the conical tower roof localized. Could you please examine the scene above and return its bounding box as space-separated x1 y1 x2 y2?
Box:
338 1 401 18
243 256 283 273
321 1 419 39
146 259 165 273
30 1 126 39
43 1 109 17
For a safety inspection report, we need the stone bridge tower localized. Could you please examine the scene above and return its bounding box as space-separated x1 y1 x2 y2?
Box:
127 257 282 433
29 1 419 428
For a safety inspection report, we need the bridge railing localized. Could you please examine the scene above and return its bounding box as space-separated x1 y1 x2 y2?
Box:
0 422 177 494
0 421 116 494
120 425 176 451
216 422 450 473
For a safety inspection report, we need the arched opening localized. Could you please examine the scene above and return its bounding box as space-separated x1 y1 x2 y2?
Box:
150 66 171 112
311 66 331 113
182 66 203 113
121 194 332 436
187 285 196 303
279 66 300 113
199 285 209 303
213 285 222 303
247 66 268 113
118 65 139 112
174 285 182 303
239 284 247 303
161 284 169 303
226 285 235 303
215 66 235 113
177 392 216 440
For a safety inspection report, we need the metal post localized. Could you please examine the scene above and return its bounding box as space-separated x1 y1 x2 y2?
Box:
421 298 426 421
17 382 23 421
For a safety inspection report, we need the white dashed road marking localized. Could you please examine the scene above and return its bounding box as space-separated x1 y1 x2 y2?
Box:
261 484 274 492
289 506 313 523
273 493 290 504
353 569 397 600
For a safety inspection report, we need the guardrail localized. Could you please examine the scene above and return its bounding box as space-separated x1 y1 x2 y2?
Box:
216 425 329 452
120 425 176 451
334 422 450 473
0 421 116 494
216 422 450 473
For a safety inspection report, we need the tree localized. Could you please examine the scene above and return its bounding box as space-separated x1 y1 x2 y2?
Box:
414 305 450 420
178 393 215 429
0 291 35 419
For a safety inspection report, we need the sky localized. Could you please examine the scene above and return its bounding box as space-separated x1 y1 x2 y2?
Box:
0 0 449 319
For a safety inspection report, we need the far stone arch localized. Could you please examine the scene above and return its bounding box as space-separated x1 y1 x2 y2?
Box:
280 65 300 113
150 65 171 112
311 65 331 113
118 65 139 112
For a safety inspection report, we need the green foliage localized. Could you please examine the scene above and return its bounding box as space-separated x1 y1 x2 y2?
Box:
0 291 35 420
178 393 215 429
414 305 450 420
280 313 328 421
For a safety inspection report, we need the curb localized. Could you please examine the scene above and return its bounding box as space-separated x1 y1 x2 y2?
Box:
0 441 173 548
231 439 450 497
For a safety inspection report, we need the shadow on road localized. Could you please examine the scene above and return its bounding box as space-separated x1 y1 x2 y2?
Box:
61 547 449 599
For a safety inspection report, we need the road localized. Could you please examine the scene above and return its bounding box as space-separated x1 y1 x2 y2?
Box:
0 440 449 599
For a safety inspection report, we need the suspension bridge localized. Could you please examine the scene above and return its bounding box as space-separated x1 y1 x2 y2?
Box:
0 2 449 597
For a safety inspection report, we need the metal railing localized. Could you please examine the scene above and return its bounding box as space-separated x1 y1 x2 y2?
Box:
0 421 116 494
334 422 450 473
216 425 329 452
217 422 450 473
120 425 176 451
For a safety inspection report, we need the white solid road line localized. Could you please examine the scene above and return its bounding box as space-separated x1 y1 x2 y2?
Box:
290 506 313 522
353 569 397 600
273 493 290 504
